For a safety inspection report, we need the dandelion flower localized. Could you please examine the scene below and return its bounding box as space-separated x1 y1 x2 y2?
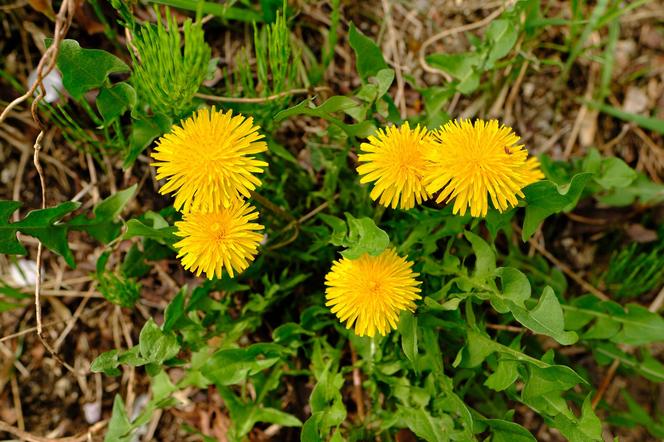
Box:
357 123 433 209
152 107 268 213
325 249 421 337
424 119 543 217
174 201 263 279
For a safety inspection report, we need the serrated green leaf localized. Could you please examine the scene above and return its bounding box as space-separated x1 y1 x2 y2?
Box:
341 213 390 259
0 200 80 266
202 344 287 386
104 395 133 442
348 22 388 80
494 267 531 313
522 173 593 240
91 349 122 376
138 318 180 365
97 82 136 123
426 52 481 80
485 357 519 391
612 304 664 345
465 231 496 279
51 39 129 100
398 310 418 369
563 295 664 345
124 113 172 169
274 96 360 121
124 217 177 247
551 395 602 442
483 419 536 442
485 19 518 66
253 407 302 427
69 185 136 244
509 287 578 345
397 406 450 442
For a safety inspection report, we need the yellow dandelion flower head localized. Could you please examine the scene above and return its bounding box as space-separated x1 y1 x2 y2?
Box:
423 119 543 217
357 122 433 210
325 249 421 337
151 107 268 213
174 201 264 279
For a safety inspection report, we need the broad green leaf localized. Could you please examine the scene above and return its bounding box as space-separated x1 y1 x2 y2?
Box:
522 173 593 240
456 328 497 368
202 345 284 386
341 214 390 259
426 52 481 80
138 318 180 365
52 39 129 100
551 395 602 442
91 350 122 376
162 288 192 333
348 22 388 80
105 395 133 442
69 185 137 244
274 96 360 122
397 406 450 442
318 213 347 246
613 304 664 346
253 407 302 428
582 149 637 189
97 82 137 123
426 52 482 94
493 267 531 313
563 295 664 346
594 343 664 383
485 19 518 66
485 357 519 391
124 113 171 169
483 419 536 442
124 217 177 247
0 200 80 267
509 287 578 345
596 173 664 206
398 310 418 369
465 231 496 279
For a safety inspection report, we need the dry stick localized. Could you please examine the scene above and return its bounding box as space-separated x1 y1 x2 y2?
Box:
563 60 598 159
592 285 664 409
21 0 81 377
195 86 331 104
10 376 24 432
0 420 107 442
418 4 507 78
381 0 406 118
349 342 366 421
518 227 610 301
485 323 525 333
53 283 97 351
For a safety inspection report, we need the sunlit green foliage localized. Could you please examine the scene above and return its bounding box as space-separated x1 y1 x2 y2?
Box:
131 7 211 118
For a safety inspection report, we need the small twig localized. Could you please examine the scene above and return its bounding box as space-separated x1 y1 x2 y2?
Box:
195 86 331 104
592 359 620 410
418 4 507 78
563 61 598 159
0 420 107 442
10 376 25 433
517 226 610 301
564 212 608 226
486 323 525 333
0 303 107 344
591 284 664 409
